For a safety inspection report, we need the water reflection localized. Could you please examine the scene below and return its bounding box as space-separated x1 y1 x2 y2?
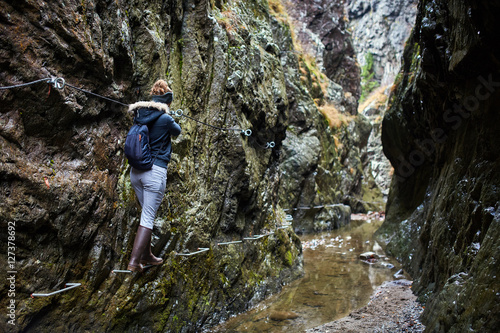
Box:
210 216 401 332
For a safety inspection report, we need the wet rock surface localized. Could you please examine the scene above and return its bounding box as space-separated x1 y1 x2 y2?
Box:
269 310 300 321
378 0 500 332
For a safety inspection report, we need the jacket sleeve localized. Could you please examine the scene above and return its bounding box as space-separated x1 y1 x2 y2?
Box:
167 115 182 137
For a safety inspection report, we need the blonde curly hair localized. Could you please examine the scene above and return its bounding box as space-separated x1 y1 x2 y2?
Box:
150 79 172 96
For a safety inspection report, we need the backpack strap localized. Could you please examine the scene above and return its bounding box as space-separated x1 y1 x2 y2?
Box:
133 108 141 125
132 108 167 166
152 139 167 164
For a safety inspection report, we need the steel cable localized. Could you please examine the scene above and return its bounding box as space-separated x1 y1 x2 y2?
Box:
65 82 129 106
1 76 251 134
0 78 52 90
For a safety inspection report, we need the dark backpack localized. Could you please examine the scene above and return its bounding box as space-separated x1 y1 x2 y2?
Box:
124 122 156 170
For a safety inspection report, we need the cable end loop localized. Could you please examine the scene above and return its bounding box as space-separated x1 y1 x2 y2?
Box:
265 141 275 149
242 129 252 136
49 77 65 90
172 109 183 117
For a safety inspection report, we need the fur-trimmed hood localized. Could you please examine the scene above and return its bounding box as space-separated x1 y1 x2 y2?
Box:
128 101 170 125
128 101 170 114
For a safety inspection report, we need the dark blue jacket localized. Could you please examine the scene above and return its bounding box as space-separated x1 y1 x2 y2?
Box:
128 98 181 169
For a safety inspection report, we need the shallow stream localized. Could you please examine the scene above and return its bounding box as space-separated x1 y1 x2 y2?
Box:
210 215 402 332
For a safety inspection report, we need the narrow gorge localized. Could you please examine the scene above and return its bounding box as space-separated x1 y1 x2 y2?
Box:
0 0 499 332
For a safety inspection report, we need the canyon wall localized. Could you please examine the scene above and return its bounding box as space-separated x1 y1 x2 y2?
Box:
280 0 387 234
379 0 500 331
0 0 373 331
0 0 303 331
347 0 417 196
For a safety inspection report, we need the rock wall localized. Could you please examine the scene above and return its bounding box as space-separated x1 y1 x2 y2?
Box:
278 0 387 233
0 0 381 331
378 0 500 332
348 0 418 88
280 0 419 217
285 0 360 97
347 0 418 196
0 0 304 331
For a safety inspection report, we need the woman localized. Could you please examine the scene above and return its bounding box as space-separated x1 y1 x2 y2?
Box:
127 79 181 272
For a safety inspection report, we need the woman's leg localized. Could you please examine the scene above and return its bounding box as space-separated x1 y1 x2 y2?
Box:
139 165 167 229
139 165 167 265
128 165 167 270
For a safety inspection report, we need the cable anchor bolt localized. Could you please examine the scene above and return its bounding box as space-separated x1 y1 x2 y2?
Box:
242 129 252 136
49 77 65 90
265 141 275 148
